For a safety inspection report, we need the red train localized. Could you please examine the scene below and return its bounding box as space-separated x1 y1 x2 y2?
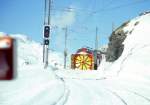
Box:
71 47 102 70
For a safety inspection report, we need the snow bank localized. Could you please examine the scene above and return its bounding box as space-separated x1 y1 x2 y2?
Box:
99 13 150 80
7 33 63 70
0 32 67 105
1 12 150 105
0 65 66 105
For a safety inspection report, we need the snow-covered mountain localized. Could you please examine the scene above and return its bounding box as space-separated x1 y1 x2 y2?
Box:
8 33 63 70
0 11 150 105
100 12 150 79
0 32 70 105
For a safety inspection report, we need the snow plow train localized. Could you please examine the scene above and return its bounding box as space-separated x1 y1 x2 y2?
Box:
71 47 102 70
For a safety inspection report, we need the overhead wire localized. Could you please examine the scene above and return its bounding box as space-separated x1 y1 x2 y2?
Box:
50 0 150 32
104 0 114 7
68 0 150 35
52 0 150 15
50 0 150 49
71 0 150 47
74 0 97 32
93 0 150 14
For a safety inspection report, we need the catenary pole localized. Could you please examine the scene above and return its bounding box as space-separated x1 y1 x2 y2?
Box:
94 26 98 70
63 27 68 69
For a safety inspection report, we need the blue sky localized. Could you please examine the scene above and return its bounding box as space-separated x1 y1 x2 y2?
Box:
0 0 150 54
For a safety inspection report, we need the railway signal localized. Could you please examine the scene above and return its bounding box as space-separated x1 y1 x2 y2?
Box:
44 26 50 38
43 0 51 68
44 39 49 45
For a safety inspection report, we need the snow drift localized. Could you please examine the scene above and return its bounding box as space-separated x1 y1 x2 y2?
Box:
0 33 67 105
100 12 150 79
10 33 63 70
0 11 150 105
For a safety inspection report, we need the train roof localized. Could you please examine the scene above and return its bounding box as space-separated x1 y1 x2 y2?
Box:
76 47 93 54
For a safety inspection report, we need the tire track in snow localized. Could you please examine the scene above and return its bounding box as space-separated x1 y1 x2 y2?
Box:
88 86 128 105
64 79 95 105
103 86 150 105
105 89 128 105
65 79 128 105
118 44 150 75
51 74 70 105
82 80 128 105
16 81 64 105
55 88 70 105
126 90 150 102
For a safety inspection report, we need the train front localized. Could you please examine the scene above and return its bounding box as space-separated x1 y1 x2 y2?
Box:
71 47 94 70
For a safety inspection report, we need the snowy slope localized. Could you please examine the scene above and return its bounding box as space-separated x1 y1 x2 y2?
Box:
10 33 64 70
54 12 150 105
0 66 66 105
100 12 150 78
95 12 150 105
1 12 150 105
0 33 67 105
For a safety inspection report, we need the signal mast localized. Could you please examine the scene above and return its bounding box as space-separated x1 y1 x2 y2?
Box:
43 0 51 68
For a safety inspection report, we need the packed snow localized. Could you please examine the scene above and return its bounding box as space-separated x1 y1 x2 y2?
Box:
0 12 150 105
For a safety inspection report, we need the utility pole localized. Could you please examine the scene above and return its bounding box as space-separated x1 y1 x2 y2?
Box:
43 0 51 69
95 27 98 50
94 26 98 70
63 27 68 69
